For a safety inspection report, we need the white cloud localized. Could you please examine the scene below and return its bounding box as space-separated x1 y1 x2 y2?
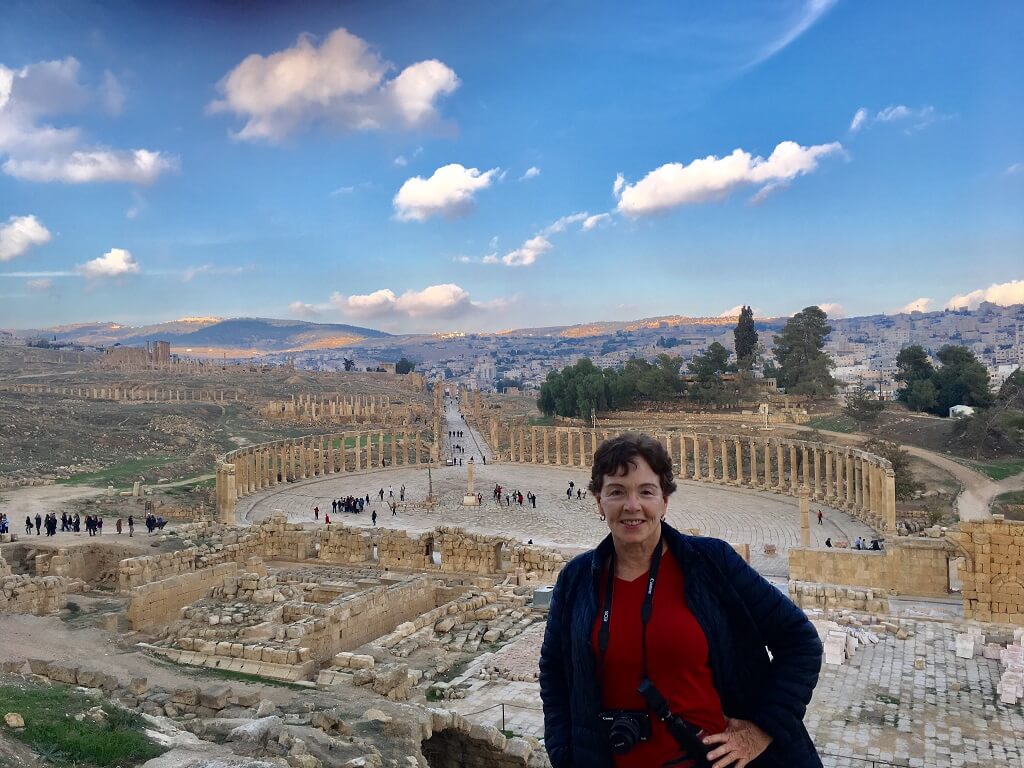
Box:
582 213 612 231
502 235 552 267
898 297 932 313
747 0 838 69
393 163 498 221
77 247 140 279
946 280 1024 310
1005 162 1024 176
615 140 842 216
542 212 588 235
289 300 323 320
393 155 408 167
718 305 745 318
520 166 540 181
817 302 845 318
0 214 51 261
25 277 52 292
452 255 472 263
482 254 499 265
849 104 943 134
181 264 249 282
849 107 868 132
209 28 458 142
0 57 176 184
332 283 490 320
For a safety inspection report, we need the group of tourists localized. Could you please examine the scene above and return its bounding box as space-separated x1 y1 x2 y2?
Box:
329 497 366 515
566 480 587 500
491 484 537 508
824 536 882 551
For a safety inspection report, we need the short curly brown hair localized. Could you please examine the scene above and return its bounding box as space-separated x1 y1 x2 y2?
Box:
588 432 677 497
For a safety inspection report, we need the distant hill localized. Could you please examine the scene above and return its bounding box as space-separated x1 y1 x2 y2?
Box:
22 317 390 356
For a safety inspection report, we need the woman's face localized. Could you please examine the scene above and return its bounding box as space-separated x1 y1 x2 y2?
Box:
596 454 668 548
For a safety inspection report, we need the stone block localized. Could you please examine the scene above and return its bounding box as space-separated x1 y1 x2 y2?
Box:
200 684 233 710
172 686 201 706
955 634 975 659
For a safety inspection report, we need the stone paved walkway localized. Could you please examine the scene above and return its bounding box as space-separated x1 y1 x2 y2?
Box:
446 619 1024 767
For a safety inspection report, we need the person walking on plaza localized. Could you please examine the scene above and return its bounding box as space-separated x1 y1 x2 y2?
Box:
371 509 377 526
34 513 41 535
25 516 32 535
816 510 823 525
116 518 123 535
127 515 134 537
314 505 319 521
325 512 330 525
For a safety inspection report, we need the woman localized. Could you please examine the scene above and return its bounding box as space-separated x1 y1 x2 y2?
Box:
540 433 823 768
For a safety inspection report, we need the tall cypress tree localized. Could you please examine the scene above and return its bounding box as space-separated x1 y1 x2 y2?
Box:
733 305 758 370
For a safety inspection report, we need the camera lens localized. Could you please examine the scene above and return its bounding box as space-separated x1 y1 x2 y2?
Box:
609 716 641 754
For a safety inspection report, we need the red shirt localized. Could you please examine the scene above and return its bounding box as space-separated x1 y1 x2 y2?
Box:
591 549 726 768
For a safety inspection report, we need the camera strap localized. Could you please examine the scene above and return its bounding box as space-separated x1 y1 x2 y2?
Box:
597 533 664 681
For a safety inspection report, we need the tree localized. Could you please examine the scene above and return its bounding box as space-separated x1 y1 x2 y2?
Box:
904 378 938 412
537 355 684 418
395 357 416 374
688 342 735 405
771 306 836 396
733 306 758 370
997 368 1024 410
342 357 355 371
895 345 933 386
932 345 993 414
844 388 884 427
863 439 922 500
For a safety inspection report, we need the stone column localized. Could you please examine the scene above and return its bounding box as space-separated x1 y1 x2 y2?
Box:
578 429 587 467
355 433 362 471
543 428 550 464
692 436 702 480
854 457 863 511
555 429 562 466
812 448 822 500
749 440 758 487
391 431 397 467
415 431 422 464
789 444 799 494
776 443 785 490
531 427 538 463
734 439 743 486
378 431 385 467
799 486 810 548
220 464 236 524
464 458 479 506
845 453 855 508
763 441 771 488
706 438 715 481
720 439 730 483
824 450 834 502
884 468 897 532
405 431 412 466
678 435 688 479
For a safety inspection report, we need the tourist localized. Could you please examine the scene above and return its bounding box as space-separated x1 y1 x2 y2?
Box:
825 537 832 548
25 516 32 535
314 505 319 521
116 518 123 535
127 515 134 537
854 536 863 550
34 513 41 535
97 516 103 535
540 432 822 768
371 510 377 526
870 539 882 551
379 488 385 501
817 510 823 525
73 513 80 533
325 512 330 525
390 500 398 516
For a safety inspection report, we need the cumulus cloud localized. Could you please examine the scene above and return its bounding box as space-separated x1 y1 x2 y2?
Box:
0 57 176 184
0 214 51 261
209 28 459 142
898 297 932 313
76 247 140 279
614 140 842 216
849 104 943 134
481 254 499 265
946 280 1024 310
26 278 52 292
393 163 498 221
289 300 323 319
520 166 540 181
582 213 612 231
332 283 491 320
817 302 845 318
502 235 552 267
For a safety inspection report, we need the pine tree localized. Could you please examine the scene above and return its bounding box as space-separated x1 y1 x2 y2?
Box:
771 306 836 396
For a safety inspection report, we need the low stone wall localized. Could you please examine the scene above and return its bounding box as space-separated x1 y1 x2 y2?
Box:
789 537 954 599
788 580 888 613
0 574 67 614
327 575 441 656
127 562 240 629
35 544 136 587
953 519 1024 624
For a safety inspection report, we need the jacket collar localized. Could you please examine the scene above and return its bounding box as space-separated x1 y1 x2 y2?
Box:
589 521 699 578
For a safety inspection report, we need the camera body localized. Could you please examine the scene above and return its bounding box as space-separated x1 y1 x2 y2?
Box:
598 709 651 754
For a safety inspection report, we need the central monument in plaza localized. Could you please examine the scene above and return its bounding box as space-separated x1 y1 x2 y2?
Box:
463 457 480 506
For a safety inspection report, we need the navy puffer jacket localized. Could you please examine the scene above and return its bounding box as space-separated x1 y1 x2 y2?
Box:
539 523 823 768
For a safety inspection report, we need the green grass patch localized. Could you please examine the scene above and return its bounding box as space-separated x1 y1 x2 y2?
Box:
962 459 1024 481
0 681 164 767
58 455 181 487
527 415 555 426
159 476 216 496
806 415 856 433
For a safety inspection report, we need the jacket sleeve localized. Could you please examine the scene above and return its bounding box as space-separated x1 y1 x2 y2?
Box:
712 540 822 746
539 565 574 768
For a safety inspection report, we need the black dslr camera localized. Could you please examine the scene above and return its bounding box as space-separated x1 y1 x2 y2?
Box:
598 709 651 754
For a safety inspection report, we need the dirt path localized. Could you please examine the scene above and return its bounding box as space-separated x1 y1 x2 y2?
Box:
0 483 106 519
788 425 999 521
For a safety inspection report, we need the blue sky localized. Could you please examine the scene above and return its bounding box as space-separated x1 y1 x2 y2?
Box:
0 0 1022 333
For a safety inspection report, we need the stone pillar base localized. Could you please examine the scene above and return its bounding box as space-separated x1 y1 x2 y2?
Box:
463 495 480 506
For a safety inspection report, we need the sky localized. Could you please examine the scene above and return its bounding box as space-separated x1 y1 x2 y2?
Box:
0 0 1022 333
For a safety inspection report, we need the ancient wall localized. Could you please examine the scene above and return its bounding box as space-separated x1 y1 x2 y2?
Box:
0 382 238 403
953 518 1024 624
788 538 954 599
127 562 240 629
34 544 136 587
0 574 67 614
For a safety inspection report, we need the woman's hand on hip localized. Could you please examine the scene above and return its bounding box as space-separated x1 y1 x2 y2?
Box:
702 718 772 768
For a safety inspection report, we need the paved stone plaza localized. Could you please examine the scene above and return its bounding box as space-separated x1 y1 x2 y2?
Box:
441 619 1024 767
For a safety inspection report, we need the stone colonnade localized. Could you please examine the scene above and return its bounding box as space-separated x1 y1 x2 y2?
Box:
493 425 896 534
216 429 431 523
0 383 235 402
277 393 389 421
